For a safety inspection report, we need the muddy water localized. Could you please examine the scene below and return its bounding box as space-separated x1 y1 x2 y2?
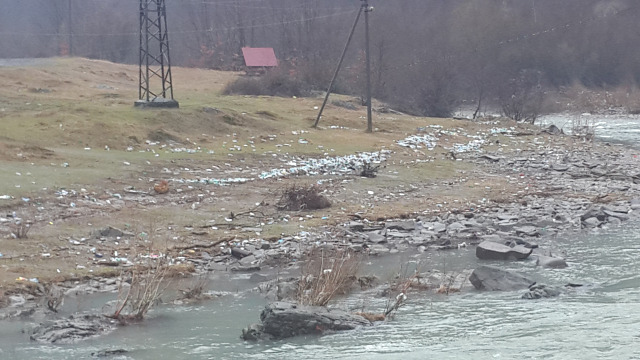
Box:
2 224 640 359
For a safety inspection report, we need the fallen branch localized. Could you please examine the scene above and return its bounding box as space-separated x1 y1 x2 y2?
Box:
170 236 234 252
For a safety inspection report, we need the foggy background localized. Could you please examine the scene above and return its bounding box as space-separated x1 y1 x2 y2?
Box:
1 0 637 117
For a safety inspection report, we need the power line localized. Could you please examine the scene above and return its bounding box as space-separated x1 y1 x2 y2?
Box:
0 9 356 38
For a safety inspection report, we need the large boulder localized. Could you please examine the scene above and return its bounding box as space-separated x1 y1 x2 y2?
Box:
30 314 115 344
476 241 532 260
242 302 371 340
469 265 535 291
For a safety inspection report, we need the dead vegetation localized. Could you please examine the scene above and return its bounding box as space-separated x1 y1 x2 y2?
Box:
277 183 331 211
9 219 31 239
105 260 170 323
360 162 381 178
178 274 209 301
297 248 361 306
354 312 386 322
44 283 64 312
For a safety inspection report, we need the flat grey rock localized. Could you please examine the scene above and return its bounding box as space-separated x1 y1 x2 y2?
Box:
30 314 114 344
385 220 416 231
476 241 532 260
469 265 534 291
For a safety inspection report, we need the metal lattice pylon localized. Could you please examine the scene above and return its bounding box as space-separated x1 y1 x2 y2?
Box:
137 0 178 107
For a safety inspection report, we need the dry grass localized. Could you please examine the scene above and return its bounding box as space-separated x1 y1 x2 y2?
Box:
0 57 546 295
297 248 361 307
354 312 386 322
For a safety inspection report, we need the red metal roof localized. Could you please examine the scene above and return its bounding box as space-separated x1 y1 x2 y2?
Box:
241 47 278 67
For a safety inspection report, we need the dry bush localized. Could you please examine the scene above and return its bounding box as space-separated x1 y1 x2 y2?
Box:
222 67 313 98
435 272 464 295
498 69 544 124
277 184 331 211
360 163 380 178
106 261 170 323
570 114 596 140
45 284 65 312
297 248 361 307
9 220 31 239
389 264 432 293
383 261 431 318
178 274 209 301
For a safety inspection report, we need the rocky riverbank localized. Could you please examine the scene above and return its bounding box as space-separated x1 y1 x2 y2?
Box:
3 119 640 343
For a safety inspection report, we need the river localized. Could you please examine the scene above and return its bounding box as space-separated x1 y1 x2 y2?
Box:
2 115 640 359
2 224 640 359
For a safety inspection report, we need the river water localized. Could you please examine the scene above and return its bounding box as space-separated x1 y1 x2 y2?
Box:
2 116 640 359
540 113 640 148
3 224 640 359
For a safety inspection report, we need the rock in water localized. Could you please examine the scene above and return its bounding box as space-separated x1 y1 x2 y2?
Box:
243 302 371 340
91 349 129 358
522 284 561 299
536 255 568 269
469 265 535 291
30 314 115 344
476 241 532 260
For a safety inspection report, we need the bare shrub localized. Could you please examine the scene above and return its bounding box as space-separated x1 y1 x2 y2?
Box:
178 274 209 301
223 66 312 98
9 220 31 239
570 114 596 140
383 261 430 318
435 273 463 295
277 184 331 211
45 284 65 312
499 69 544 124
222 77 266 96
297 248 361 307
106 261 170 323
360 162 380 178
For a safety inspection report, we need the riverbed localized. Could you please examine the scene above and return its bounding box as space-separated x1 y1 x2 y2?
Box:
2 222 640 359
3 113 640 359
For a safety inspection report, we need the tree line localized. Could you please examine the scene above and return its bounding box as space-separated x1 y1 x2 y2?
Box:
1 0 638 118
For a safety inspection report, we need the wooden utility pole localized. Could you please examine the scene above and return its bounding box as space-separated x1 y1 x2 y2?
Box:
363 0 372 132
312 5 364 128
313 1 374 132
68 0 73 56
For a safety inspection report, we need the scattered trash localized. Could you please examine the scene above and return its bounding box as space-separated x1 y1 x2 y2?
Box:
397 134 437 150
